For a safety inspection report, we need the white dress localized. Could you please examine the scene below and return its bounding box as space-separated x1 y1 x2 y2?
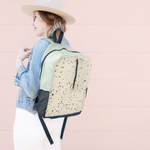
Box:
13 107 64 150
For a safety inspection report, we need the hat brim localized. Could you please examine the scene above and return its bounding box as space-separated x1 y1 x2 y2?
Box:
21 5 76 25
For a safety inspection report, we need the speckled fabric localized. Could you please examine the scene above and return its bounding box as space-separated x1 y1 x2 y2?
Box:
45 54 92 117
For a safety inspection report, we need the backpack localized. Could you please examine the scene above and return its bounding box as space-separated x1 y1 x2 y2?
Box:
34 28 92 145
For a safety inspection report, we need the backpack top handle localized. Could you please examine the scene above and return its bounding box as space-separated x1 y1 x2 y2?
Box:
53 28 64 44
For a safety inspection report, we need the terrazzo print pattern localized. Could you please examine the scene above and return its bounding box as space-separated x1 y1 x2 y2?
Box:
45 55 92 117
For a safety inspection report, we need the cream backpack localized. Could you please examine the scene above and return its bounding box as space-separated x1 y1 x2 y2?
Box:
34 28 92 145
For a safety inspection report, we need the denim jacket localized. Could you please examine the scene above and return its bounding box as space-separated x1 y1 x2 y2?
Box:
14 37 71 115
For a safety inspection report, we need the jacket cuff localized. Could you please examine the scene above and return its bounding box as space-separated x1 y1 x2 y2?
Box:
14 65 27 87
16 65 27 77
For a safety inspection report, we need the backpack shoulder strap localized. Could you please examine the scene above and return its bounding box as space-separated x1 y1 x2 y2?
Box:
60 117 68 139
41 28 64 44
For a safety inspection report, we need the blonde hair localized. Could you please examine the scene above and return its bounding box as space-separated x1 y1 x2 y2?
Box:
37 11 67 40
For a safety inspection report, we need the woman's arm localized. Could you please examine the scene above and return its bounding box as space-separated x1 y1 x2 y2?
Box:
14 39 50 99
16 59 23 69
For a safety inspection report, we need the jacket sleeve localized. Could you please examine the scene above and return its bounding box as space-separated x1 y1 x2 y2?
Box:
14 39 50 99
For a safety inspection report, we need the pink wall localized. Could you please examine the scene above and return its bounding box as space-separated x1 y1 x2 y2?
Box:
0 0 150 149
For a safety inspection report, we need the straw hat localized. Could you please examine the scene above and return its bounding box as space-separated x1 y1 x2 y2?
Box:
21 0 76 25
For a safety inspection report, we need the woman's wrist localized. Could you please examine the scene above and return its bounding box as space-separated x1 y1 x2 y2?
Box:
16 57 23 69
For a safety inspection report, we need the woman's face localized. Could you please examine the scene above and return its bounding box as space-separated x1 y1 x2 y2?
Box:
32 11 50 37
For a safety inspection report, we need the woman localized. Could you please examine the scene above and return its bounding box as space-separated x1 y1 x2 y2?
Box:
13 0 76 150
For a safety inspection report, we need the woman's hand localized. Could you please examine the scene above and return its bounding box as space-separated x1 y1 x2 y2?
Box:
16 47 31 69
17 47 31 61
